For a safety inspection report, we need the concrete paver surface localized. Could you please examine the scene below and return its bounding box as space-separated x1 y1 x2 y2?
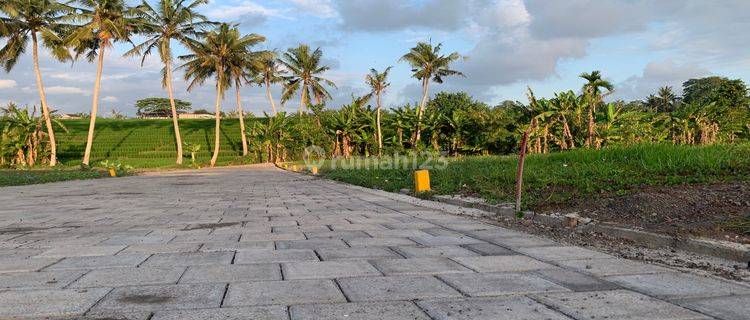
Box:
0 165 748 319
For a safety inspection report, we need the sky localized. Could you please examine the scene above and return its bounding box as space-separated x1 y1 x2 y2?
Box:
1 0 749 116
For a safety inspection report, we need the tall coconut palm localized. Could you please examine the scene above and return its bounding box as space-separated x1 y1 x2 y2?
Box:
362 66 391 157
179 23 264 167
67 0 137 166
657 86 677 112
0 0 75 166
227 46 268 156
252 52 285 115
579 70 613 148
400 41 464 145
125 0 213 165
279 44 336 114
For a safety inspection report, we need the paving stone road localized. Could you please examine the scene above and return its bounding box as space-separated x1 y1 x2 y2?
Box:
0 164 748 319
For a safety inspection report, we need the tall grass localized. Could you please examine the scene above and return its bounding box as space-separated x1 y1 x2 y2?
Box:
321 143 750 207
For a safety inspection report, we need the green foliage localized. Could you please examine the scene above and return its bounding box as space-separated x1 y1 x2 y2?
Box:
1 103 66 167
683 76 749 110
0 168 106 186
135 98 191 116
99 159 133 175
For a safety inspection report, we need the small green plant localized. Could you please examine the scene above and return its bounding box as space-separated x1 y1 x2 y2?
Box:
99 160 134 176
184 142 202 168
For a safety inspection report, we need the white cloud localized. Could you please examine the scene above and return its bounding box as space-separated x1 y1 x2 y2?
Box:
102 96 119 102
46 86 91 95
0 79 17 89
616 60 711 100
284 0 337 18
206 1 279 21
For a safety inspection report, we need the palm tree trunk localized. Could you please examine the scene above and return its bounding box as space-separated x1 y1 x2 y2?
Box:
31 34 57 166
164 56 183 165
235 83 248 156
298 82 307 115
415 78 430 145
210 80 222 167
376 92 383 157
82 44 106 166
265 78 277 115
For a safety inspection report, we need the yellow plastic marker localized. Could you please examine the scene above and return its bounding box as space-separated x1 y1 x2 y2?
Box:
413 169 431 192
291 165 298 172
310 166 319 175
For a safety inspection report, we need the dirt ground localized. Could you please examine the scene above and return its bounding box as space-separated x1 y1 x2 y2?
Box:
482 214 750 282
537 182 750 244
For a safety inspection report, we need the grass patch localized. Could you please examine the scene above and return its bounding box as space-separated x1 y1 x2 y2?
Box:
0 168 107 187
55 118 258 168
320 143 750 209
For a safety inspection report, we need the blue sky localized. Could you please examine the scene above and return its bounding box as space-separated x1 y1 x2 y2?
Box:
1 0 749 116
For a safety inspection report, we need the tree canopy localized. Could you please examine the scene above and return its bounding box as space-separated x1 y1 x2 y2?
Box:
682 76 749 110
135 97 191 116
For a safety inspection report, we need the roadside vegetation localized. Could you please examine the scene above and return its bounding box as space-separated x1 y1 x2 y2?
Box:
0 168 106 187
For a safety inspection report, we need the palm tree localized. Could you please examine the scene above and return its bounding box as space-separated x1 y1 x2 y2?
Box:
227 43 267 156
67 0 137 166
252 52 285 115
657 86 677 112
179 23 265 167
0 0 75 166
400 41 464 145
579 70 613 148
125 0 213 165
362 67 391 157
279 44 336 114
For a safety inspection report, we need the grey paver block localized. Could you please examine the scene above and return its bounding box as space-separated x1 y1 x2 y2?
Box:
606 272 750 299
452 255 556 272
100 235 175 245
199 241 274 252
316 247 401 261
0 270 86 289
411 235 484 246
558 258 673 277
462 243 515 256
533 289 710 320
364 229 433 238
515 246 614 261
337 275 463 302
330 224 387 231
534 268 620 292
371 258 473 276
282 260 381 279
234 249 318 264
170 234 240 243
140 252 233 267
46 254 150 270
417 296 571 320
0 258 59 273
224 280 346 306
0 288 111 318
35 245 126 258
69 267 185 288
393 245 480 258
180 264 281 283
346 237 417 247
290 301 430 320
119 243 201 255
241 232 305 242
91 283 225 313
439 272 569 296
152 305 289 320
276 239 348 250
674 294 750 320
304 230 370 240
487 236 557 248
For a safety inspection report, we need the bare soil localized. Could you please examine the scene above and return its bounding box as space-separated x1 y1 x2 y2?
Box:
536 182 750 244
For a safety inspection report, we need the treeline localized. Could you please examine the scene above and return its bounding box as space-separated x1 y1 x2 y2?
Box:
247 75 750 162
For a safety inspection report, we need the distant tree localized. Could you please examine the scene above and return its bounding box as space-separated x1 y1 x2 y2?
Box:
579 70 614 148
193 108 211 115
400 42 464 145
683 76 749 109
279 44 336 114
646 86 678 112
135 98 191 117
362 66 392 156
